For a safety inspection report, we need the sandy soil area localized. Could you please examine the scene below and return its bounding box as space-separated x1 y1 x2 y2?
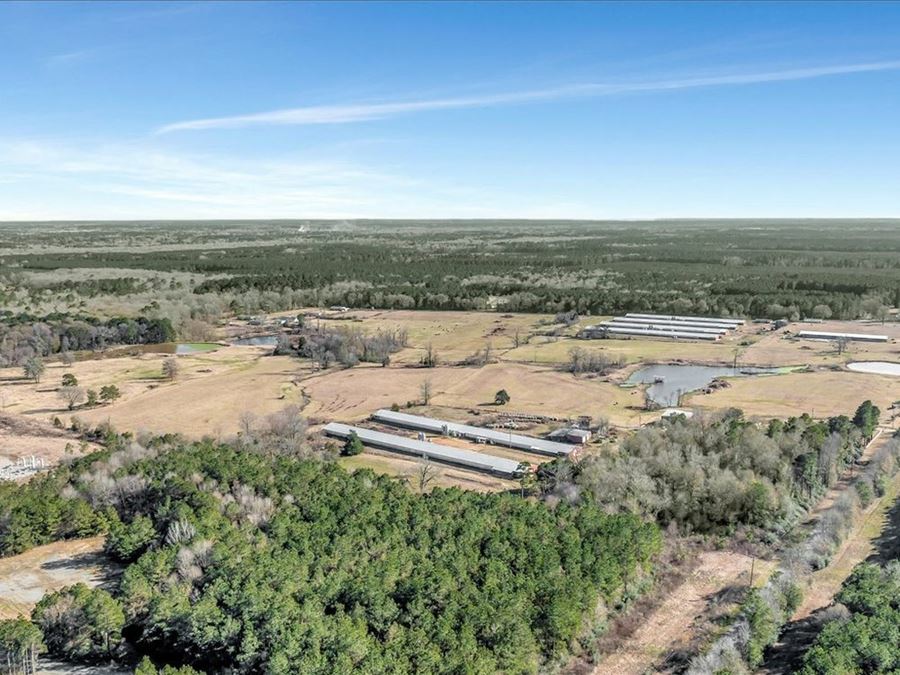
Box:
594 551 774 675
0 537 114 620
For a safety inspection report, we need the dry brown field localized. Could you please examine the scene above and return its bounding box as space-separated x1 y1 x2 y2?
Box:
0 413 97 474
2 310 897 490
687 370 900 421
338 451 517 493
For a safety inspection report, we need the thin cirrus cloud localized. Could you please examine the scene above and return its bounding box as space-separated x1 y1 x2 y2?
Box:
156 59 900 133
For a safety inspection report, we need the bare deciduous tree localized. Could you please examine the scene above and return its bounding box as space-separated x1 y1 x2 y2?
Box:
420 379 433 406
162 358 179 380
58 385 86 411
421 342 438 368
412 457 441 492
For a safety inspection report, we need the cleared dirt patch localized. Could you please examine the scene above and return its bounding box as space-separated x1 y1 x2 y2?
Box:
594 551 774 675
0 537 115 620
1 413 97 475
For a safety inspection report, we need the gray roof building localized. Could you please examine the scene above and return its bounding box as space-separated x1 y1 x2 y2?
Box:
371 409 576 457
323 422 524 477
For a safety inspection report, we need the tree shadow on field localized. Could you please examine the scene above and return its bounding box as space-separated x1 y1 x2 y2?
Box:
41 551 123 591
41 550 107 572
760 612 827 674
21 406 71 416
0 376 37 385
867 492 900 563
762 491 900 674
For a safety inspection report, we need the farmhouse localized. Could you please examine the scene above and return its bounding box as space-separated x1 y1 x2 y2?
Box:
323 422 524 477
371 409 577 457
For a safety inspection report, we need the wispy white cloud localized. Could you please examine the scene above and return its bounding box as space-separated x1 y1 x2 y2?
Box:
45 47 104 68
0 139 477 219
157 60 900 133
0 138 599 220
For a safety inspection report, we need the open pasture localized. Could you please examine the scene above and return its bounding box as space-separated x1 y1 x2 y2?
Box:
2 308 896 491
688 370 900 421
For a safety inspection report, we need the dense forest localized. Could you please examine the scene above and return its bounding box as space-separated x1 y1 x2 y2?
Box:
0 314 175 367
3 220 898 320
799 558 900 674
0 429 659 673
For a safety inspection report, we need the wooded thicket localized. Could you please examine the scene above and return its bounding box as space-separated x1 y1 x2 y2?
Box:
1 432 659 673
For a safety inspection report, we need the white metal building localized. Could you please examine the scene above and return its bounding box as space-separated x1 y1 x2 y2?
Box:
797 330 888 343
371 409 576 457
323 422 524 477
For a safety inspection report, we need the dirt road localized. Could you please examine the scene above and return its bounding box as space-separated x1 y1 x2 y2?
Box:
593 551 773 675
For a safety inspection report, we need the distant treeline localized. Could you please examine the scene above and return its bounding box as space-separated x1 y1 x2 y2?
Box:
28 277 155 297
0 313 176 367
5 221 898 319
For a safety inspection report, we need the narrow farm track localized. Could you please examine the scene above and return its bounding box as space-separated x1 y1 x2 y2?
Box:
591 427 898 675
760 433 900 674
592 552 772 675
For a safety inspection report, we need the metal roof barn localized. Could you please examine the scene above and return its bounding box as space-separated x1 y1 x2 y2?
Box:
371 409 576 457
323 423 523 477
586 325 721 341
604 320 728 335
625 313 745 326
613 318 736 331
797 330 888 343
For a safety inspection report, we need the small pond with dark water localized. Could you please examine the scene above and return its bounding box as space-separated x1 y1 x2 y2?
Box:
625 364 780 407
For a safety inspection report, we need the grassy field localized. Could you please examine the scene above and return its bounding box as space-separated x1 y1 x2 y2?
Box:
688 370 900 421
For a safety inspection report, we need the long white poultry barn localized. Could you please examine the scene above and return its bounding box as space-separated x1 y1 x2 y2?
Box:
582 324 721 341
797 330 888 343
371 409 576 457
625 313 745 326
323 422 524 477
604 320 728 335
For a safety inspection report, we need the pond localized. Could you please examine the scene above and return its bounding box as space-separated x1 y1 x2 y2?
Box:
232 335 279 346
174 343 220 355
625 364 779 407
847 361 900 377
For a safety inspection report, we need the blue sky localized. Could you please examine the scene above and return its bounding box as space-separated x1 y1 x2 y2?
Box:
2 1 900 219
